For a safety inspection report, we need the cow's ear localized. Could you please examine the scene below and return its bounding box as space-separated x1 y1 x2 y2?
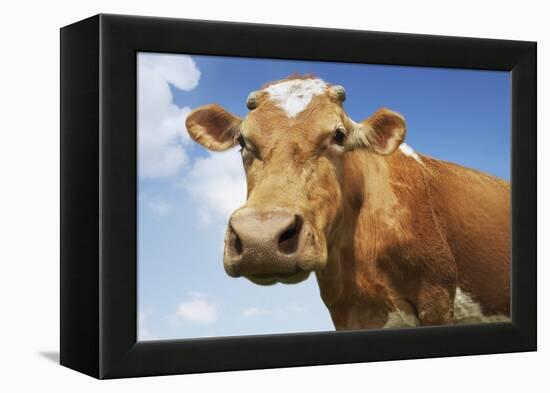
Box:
186 104 242 151
348 108 406 155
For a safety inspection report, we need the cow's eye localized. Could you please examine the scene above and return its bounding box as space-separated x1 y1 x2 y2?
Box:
333 128 346 146
237 134 246 149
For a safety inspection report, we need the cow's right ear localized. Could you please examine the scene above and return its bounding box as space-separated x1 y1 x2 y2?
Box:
347 108 406 155
186 104 242 151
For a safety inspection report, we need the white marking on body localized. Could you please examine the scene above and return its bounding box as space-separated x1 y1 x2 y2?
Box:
453 287 510 324
383 310 421 328
399 143 422 163
382 287 509 329
264 78 327 118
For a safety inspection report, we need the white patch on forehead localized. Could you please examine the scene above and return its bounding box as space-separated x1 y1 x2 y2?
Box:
453 287 510 324
399 143 422 163
263 78 327 118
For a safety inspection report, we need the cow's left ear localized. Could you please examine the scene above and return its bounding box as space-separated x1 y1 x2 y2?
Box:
348 108 406 155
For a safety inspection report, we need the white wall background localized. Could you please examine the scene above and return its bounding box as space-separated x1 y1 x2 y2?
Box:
0 0 546 390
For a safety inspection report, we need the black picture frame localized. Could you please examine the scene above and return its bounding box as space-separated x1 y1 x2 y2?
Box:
60 14 537 379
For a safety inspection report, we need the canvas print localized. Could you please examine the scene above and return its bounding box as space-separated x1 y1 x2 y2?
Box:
137 52 510 341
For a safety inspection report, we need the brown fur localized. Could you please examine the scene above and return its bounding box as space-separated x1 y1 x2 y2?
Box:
185 76 510 329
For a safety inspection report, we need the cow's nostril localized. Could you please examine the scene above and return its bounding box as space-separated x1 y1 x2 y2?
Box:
226 225 243 258
278 215 303 255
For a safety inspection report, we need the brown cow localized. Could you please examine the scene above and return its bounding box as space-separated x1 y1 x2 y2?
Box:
185 75 510 329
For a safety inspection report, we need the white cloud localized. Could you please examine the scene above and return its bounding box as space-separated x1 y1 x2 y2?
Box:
241 304 310 319
147 199 172 216
138 53 201 178
288 303 309 316
138 310 159 341
180 149 247 226
138 326 158 341
138 54 245 224
175 292 218 324
242 307 268 318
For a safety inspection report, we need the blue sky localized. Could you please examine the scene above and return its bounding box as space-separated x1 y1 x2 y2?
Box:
137 52 510 341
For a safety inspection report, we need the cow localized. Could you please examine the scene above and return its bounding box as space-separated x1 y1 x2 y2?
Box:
185 75 510 329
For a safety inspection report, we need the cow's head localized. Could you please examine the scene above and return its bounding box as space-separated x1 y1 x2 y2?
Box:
186 76 406 285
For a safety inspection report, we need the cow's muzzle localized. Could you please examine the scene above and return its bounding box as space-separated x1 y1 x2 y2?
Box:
223 207 323 284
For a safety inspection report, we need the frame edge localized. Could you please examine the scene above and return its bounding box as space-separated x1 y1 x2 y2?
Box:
510 41 537 350
60 15 101 379
90 14 538 378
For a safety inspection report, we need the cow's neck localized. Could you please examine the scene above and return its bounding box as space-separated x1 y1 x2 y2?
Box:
315 150 417 329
